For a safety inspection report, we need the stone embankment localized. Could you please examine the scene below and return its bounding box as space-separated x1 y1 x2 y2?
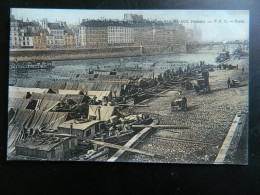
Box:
9 45 184 62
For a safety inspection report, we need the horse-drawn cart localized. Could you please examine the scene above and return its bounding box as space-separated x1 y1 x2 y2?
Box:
230 80 240 88
170 97 187 111
194 71 211 94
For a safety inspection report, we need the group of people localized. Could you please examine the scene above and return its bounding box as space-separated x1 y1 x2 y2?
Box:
217 64 239 70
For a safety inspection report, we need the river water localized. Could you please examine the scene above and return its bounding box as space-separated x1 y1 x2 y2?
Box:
9 44 241 81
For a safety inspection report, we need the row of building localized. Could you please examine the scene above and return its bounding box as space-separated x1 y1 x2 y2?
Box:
10 14 201 50
10 16 76 49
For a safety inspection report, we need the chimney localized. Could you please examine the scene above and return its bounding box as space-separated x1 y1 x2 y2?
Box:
97 106 101 120
70 123 73 134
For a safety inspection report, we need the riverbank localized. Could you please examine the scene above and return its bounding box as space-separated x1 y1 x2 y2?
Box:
122 56 248 164
9 45 186 62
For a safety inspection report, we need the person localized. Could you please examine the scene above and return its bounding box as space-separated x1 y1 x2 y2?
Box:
182 96 187 109
109 123 116 136
91 96 97 105
227 78 231 88
242 67 245 74
237 64 238 70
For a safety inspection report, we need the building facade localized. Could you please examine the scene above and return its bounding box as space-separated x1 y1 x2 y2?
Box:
107 25 134 46
47 22 65 48
33 32 47 49
46 34 55 48
78 25 87 47
10 15 22 49
20 32 34 48
84 20 108 48
64 33 76 48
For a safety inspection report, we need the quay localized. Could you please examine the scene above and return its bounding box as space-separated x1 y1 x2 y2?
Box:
7 45 248 164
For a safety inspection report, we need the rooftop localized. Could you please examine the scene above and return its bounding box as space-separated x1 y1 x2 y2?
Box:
58 119 102 130
16 133 75 151
22 21 41 27
48 22 65 30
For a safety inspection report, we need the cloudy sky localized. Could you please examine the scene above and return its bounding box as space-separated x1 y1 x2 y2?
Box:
11 9 249 42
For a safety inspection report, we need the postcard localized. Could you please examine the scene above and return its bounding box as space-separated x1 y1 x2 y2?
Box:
8 9 249 164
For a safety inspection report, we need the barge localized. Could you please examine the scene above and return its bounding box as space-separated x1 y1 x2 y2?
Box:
9 60 53 70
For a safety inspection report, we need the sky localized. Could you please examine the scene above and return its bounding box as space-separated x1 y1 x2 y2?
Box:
11 8 249 42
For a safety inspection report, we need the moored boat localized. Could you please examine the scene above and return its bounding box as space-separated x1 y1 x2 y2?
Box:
9 60 53 70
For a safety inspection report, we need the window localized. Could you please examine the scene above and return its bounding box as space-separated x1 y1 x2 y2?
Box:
85 129 91 137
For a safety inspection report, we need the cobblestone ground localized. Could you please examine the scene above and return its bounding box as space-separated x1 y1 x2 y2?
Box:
121 57 248 164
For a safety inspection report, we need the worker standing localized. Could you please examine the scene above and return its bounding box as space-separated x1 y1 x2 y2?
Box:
109 124 116 136
242 67 245 74
227 78 231 88
182 96 187 109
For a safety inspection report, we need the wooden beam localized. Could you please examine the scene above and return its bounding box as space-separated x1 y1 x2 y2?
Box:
107 120 159 162
117 104 150 107
131 125 189 129
151 136 218 146
89 139 156 157
214 114 241 164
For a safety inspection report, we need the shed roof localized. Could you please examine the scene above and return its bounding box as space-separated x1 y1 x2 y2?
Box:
8 108 35 154
64 81 79 90
30 93 86 104
58 119 102 130
25 111 68 130
9 91 31 99
15 133 73 152
9 86 50 94
58 89 84 95
64 95 86 104
35 99 60 111
36 81 66 89
78 82 122 97
8 108 34 127
85 91 111 101
88 105 115 121
15 79 37 88
8 98 30 109
30 93 65 101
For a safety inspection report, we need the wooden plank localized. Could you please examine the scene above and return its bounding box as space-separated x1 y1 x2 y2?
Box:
214 114 241 164
107 120 158 162
117 104 150 107
89 140 156 157
151 136 218 146
131 125 189 129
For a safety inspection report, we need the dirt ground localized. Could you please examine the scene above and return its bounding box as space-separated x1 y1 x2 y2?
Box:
121 56 248 164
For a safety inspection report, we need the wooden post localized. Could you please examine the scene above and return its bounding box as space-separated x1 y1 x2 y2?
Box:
70 123 73 135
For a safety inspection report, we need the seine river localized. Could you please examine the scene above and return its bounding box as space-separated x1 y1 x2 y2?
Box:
9 44 241 81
